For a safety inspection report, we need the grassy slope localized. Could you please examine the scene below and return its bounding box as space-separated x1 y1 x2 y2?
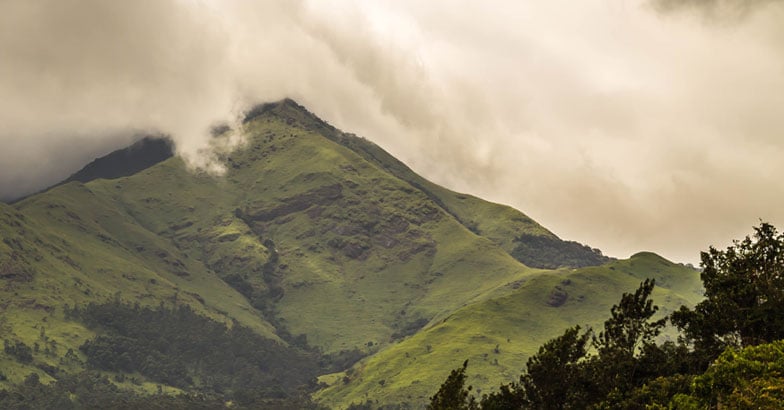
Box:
315 253 702 408
261 100 556 255
263 100 607 270
78 113 537 354
216 115 534 353
19 178 272 330
0 194 244 394
335 132 556 251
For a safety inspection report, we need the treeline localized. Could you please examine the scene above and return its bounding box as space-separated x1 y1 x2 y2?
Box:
510 234 610 269
64 300 323 407
431 222 784 409
0 371 321 410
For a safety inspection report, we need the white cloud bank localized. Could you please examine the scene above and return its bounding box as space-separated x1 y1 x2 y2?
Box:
1 0 783 263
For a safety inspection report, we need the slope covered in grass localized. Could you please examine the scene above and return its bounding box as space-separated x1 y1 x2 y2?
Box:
72 107 537 355
247 100 610 270
315 253 701 408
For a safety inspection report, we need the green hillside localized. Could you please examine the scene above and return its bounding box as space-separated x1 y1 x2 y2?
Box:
251 100 610 269
0 100 701 408
314 252 701 408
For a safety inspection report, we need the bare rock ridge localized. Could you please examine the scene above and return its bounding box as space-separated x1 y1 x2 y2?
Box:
55 136 174 187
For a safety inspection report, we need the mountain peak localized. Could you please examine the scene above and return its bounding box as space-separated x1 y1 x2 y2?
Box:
243 98 340 135
244 98 310 121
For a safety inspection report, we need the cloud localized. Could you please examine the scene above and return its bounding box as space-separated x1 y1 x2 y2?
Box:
650 0 783 18
0 0 242 195
1 0 783 264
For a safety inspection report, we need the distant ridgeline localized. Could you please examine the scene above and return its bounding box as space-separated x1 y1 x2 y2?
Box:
4 136 175 205
510 234 609 269
61 136 174 185
0 99 697 409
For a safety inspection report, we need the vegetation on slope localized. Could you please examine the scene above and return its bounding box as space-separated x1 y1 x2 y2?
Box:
83 104 542 356
247 99 611 269
0 371 323 410
315 252 700 408
69 300 321 404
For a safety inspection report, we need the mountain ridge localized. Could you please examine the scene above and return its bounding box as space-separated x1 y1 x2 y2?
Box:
55 99 611 270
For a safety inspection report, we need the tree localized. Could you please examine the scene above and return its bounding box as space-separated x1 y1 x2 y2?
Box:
3 339 33 363
518 325 591 409
594 279 665 359
479 383 526 410
672 222 784 366
586 279 667 405
687 340 784 409
428 360 478 410
476 281 667 408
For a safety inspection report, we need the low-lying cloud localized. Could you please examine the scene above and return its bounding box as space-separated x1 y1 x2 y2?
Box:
651 0 782 17
1 0 783 264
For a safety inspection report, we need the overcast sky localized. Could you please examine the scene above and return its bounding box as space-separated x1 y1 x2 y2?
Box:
1 0 783 264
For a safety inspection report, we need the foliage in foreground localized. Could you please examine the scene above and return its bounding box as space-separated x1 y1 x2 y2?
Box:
672 222 784 366
687 340 784 409
427 360 478 410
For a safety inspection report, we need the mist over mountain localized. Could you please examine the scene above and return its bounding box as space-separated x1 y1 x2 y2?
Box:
2 0 783 264
652 0 782 16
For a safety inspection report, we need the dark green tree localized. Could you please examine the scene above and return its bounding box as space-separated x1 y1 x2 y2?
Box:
518 325 591 409
479 383 526 410
587 279 667 404
686 340 784 409
3 339 33 363
594 279 665 359
470 281 667 409
68 300 321 403
427 360 478 410
672 222 784 367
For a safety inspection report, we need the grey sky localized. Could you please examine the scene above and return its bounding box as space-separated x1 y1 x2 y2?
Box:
1 0 782 264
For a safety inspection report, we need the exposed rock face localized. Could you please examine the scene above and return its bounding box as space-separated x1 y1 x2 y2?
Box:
547 286 569 307
242 184 344 222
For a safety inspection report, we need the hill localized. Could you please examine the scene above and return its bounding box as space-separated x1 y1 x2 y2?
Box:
0 99 700 408
314 252 702 408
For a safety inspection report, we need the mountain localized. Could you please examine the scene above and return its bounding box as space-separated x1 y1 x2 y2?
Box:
0 99 701 408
